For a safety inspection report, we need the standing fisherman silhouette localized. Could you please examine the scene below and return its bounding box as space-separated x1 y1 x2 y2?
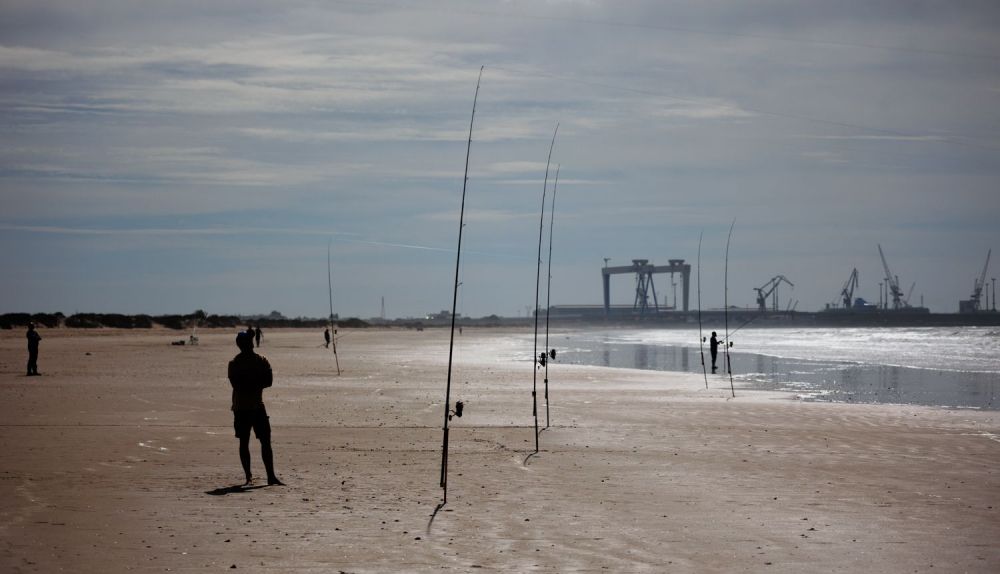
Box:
228 331 283 486
254 325 262 348
709 331 720 374
324 327 331 349
26 322 41 376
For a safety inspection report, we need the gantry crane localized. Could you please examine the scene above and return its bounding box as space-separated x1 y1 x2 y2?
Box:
754 275 794 312
877 244 907 310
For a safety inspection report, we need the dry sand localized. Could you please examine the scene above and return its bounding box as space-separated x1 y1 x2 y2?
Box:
0 327 997 573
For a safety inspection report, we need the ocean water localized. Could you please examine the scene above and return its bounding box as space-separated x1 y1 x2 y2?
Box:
552 327 1000 410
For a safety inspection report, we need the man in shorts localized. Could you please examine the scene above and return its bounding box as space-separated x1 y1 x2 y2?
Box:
228 330 283 486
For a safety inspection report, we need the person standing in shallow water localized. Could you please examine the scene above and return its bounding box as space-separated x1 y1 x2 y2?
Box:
709 331 719 374
228 331 283 486
26 322 41 376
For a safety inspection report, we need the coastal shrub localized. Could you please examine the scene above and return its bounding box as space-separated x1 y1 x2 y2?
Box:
153 315 186 330
2 311 368 329
0 313 32 329
65 314 102 328
205 315 241 328
0 313 65 329
63 313 152 328
32 313 64 328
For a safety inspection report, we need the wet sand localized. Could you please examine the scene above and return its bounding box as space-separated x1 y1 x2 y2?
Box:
560 340 1000 410
1 328 998 572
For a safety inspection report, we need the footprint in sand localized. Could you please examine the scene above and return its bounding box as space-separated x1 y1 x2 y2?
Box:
138 441 170 455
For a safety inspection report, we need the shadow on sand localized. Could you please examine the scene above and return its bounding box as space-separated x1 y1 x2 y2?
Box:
205 484 270 496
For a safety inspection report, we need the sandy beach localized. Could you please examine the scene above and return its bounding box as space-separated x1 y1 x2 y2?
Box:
0 327 997 573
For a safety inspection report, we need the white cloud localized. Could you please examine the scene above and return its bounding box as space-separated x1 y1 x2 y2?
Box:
1 1 999 316
649 98 755 120
800 150 848 164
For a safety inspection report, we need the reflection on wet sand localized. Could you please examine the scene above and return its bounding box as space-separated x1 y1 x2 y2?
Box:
563 341 998 410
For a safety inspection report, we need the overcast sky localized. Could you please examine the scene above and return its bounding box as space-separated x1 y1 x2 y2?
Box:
2 0 999 318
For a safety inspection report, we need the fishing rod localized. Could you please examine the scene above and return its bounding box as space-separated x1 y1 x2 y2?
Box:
723 219 736 398
532 123 558 454
542 164 560 429
697 230 708 389
728 313 761 338
438 66 481 508
327 240 341 376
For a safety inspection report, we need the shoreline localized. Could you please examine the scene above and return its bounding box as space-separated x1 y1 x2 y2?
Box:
558 340 1000 411
1 328 998 572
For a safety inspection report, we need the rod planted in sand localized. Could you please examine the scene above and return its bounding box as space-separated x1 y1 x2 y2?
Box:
327 240 341 376
697 230 708 389
543 164 560 428
439 66 483 507
723 218 736 398
532 124 559 454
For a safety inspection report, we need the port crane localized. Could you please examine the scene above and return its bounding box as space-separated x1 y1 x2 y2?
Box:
754 275 794 312
877 244 907 310
836 268 859 309
968 249 992 311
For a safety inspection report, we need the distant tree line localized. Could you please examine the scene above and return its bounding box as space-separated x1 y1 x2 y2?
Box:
0 313 65 329
0 312 369 330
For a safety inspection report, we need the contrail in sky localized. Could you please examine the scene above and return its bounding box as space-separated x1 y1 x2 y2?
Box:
0 224 526 259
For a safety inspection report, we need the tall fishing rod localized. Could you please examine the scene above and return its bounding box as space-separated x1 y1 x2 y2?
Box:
697 230 708 389
542 164 560 429
723 219 736 398
327 240 341 376
729 313 761 338
532 123 559 454
438 66 481 508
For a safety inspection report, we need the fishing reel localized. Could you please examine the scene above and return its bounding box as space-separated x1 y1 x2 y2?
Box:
537 348 556 368
448 401 464 421
701 337 734 348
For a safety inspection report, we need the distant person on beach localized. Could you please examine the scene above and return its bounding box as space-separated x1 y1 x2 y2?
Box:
245 324 255 347
709 331 719 373
228 330 283 486
324 328 331 348
26 322 41 376
254 325 262 347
